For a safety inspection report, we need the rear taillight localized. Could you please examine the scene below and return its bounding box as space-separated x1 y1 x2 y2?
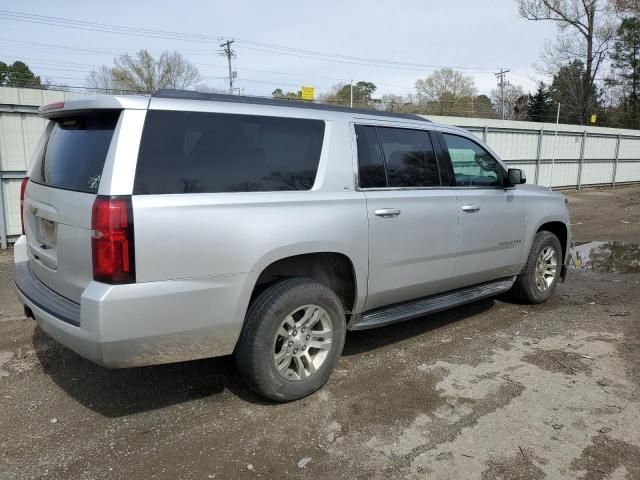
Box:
20 177 29 234
91 196 135 284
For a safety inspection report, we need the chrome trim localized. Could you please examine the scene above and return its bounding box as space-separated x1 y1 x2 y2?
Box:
374 208 401 217
461 205 481 212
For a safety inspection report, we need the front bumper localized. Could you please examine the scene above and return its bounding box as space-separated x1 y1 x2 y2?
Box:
12 237 256 368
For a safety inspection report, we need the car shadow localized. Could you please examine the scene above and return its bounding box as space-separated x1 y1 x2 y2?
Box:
32 327 271 418
34 298 498 418
343 298 496 356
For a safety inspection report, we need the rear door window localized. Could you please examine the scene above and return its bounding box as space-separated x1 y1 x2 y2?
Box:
30 111 120 193
134 111 325 194
377 127 440 188
355 125 440 188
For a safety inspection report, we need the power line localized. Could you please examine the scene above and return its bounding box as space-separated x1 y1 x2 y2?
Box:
0 9 500 72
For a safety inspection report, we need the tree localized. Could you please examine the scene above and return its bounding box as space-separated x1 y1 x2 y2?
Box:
527 82 555 121
514 94 530 119
320 81 378 108
336 81 377 106
615 0 640 14
86 50 201 94
607 17 640 128
491 83 526 119
0 62 7 85
196 83 226 94
473 95 499 118
0 61 42 87
380 93 406 111
272 88 302 100
550 60 601 124
415 68 477 115
517 0 616 123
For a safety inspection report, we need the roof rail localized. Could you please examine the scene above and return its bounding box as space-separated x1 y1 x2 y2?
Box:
152 89 430 122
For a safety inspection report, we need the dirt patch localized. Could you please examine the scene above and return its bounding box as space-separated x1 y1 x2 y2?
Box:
482 451 546 480
571 433 640 480
522 348 594 376
564 185 640 243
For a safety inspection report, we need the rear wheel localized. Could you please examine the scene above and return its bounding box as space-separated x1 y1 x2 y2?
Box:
510 231 562 304
234 277 346 402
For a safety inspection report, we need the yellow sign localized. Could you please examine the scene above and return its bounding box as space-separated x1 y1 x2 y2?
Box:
590 114 597 123
301 86 315 101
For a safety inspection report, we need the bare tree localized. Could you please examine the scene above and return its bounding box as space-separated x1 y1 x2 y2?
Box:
615 0 640 13
86 49 201 94
195 83 227 94
517 0 616 122
158 51 201 89
491 83 526 119
415 68 477 115
86 66 117 93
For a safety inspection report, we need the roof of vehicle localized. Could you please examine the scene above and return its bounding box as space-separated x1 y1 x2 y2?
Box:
153 89 431 123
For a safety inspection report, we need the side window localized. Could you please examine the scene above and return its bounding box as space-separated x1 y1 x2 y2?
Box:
377 127 440 188
441 133 502 187
134 111 325 194
355 125 387 188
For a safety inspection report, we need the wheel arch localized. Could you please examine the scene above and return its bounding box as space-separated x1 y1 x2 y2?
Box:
250 250 361 317
536 220 569 262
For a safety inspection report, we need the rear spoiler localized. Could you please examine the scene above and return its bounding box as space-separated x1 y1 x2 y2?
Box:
39 95 150 118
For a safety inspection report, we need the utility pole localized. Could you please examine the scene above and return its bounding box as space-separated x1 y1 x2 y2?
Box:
549 102 561 189
350 79 353 108
219 40 235 94
494 68 510 120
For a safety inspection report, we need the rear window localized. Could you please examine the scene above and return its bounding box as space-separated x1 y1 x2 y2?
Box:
133 111 325 194
31 111 120 193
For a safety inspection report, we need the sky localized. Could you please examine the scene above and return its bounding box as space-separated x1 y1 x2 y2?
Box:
0 0 559 99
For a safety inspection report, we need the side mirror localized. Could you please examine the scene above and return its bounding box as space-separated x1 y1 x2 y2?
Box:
507 168 526 186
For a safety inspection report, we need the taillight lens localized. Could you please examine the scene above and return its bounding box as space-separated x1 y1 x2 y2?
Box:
91 196 135 284
20 177 29 234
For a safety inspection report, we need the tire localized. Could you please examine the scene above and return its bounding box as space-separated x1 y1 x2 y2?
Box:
234 277 346 402
510 231 563 304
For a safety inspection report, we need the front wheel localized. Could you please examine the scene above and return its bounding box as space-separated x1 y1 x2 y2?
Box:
234 277 346 402
510 231 562 304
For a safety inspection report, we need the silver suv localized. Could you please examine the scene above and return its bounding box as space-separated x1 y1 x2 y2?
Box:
13 90 571 401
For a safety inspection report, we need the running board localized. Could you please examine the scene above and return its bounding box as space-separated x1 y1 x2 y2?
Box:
348 277 515 331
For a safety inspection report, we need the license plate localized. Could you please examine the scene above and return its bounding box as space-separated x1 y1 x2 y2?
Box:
36 217 56 249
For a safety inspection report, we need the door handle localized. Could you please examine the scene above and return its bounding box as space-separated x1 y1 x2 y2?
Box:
461 204 481 212
374 208 401 218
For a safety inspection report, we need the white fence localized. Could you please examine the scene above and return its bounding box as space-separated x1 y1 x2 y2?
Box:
1 86 640 248
427 116 640 189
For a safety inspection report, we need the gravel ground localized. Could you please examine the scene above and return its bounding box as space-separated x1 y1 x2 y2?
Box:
0 186 639 480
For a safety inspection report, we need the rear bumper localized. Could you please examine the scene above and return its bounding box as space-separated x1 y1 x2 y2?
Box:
12 236 256 368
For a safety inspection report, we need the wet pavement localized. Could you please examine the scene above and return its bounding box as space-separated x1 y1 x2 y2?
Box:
569 241 640 273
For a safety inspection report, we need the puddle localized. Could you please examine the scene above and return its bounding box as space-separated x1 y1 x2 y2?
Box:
569 241 640 273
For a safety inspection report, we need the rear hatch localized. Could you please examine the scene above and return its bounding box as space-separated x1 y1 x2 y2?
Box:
23 110 121 304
